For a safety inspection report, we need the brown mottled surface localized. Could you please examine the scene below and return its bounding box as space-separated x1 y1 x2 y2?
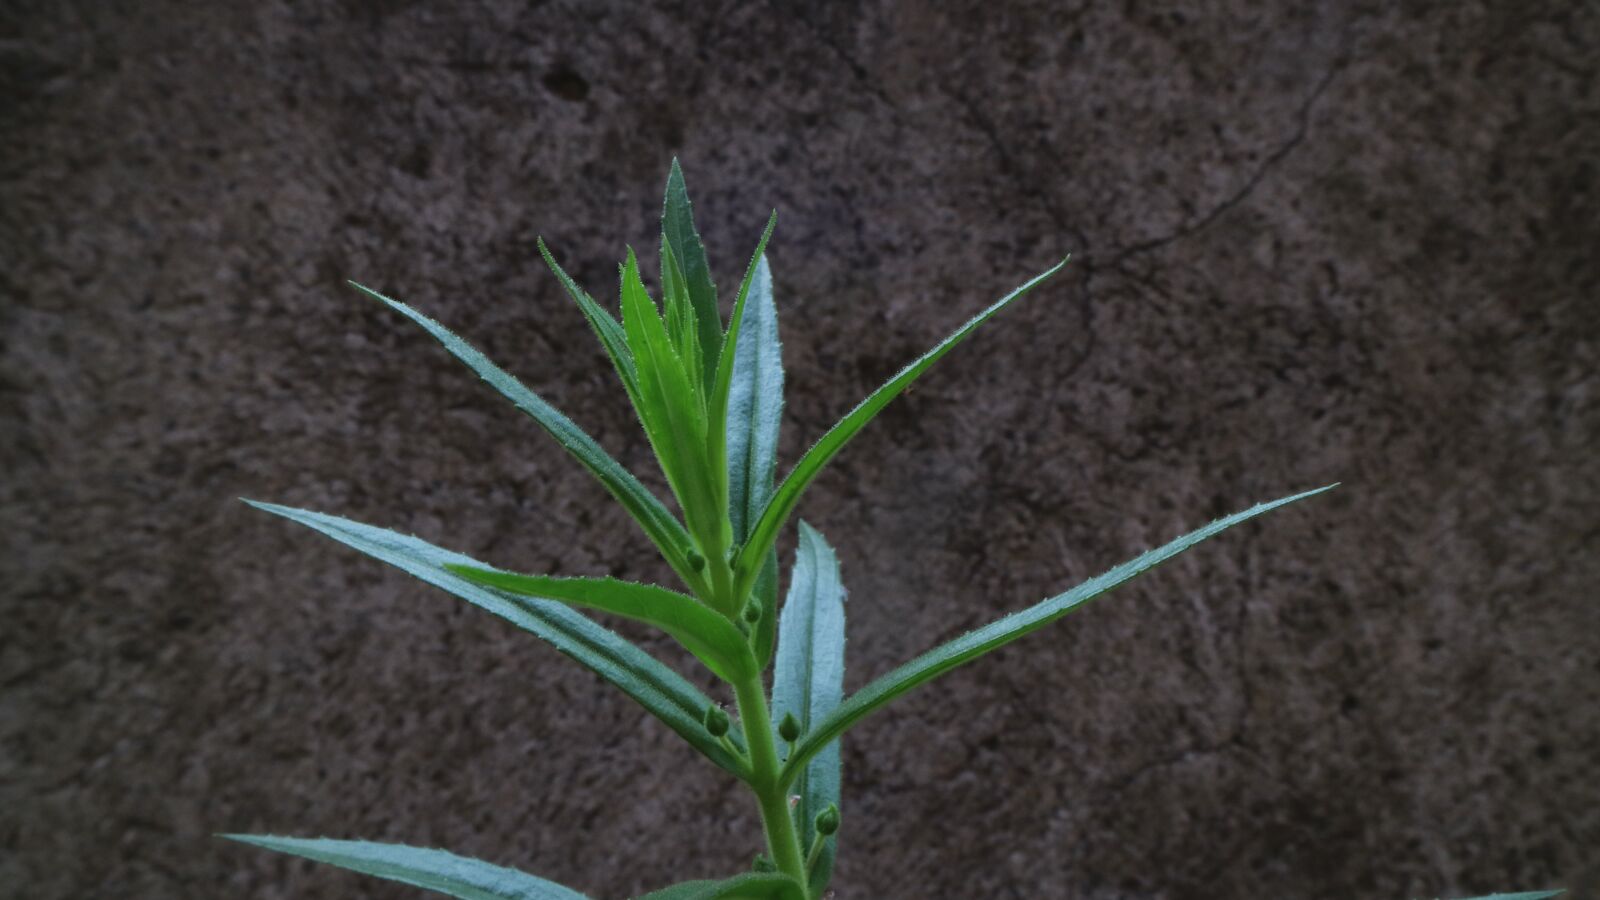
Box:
3 2 1597 898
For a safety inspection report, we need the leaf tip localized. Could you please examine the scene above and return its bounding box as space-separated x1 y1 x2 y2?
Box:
347 280 402 311
664 159 690 208
1303 482 1341 500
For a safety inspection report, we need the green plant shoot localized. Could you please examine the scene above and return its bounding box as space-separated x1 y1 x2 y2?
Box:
224 163 1556 900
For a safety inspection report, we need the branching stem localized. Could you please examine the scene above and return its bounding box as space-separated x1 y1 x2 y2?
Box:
733 672 808 889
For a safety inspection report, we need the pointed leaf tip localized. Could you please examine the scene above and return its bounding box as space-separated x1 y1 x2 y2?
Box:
779 485 1335 785
350 282 701 590
732 259 1067 598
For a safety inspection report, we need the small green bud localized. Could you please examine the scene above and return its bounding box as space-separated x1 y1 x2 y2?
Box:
814 803 840 836
742 601 762 623
751 853 776 873
778 712 801 743
686 550 706 572
703 704 730 737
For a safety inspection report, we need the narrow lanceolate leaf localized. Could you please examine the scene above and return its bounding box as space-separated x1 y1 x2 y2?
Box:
619 249 689 488
719 247 783 664
779 485 1336 785
619 251 723 550
724 254 783 544
637 872 807 900
732 259 1069 600
660 236 705 397
769 522 846 893
445 566 757 683
348 282 703 596
707 212 778 569
537 238 640 400
1448 893 1565 900
220 836 590 900
662 158 723 391
244 500 750 780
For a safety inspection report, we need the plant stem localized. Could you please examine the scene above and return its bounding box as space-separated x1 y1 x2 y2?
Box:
803 832 825 878
699 520 738 617
733 672 808 888
707 553 737 617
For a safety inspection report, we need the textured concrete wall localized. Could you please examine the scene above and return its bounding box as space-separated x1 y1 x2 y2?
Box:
4 2 1596 898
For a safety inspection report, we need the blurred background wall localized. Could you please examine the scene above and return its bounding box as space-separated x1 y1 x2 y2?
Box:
3 2 1596 897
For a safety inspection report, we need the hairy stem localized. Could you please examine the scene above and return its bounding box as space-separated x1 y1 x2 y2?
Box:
803 832 825 879
706 551 737 618
733 673 807 888
697 515 739 617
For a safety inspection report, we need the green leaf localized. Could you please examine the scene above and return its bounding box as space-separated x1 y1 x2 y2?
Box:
1445 893 1564 900
779 485 1336 786
660 235 706 399
348 281 704 596
536 238 640 401
724 254 783 544
619 249 690 481
220 835 590 900
717 243 783 665
244 500 749 780
637 872 807 900
732 258 1069 600
769 522 846 893
707 213 779 607
662 158 723 392
618 251 725 554
445 566 756 683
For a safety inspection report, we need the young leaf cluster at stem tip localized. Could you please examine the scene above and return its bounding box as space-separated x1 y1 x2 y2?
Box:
222 162 1549 900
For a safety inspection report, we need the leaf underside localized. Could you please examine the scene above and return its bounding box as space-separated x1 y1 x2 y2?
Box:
720 248 783 665
769 522 846 892
221 835 590 900
243 500 749 778
347 282 703 594
724 254 783 544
